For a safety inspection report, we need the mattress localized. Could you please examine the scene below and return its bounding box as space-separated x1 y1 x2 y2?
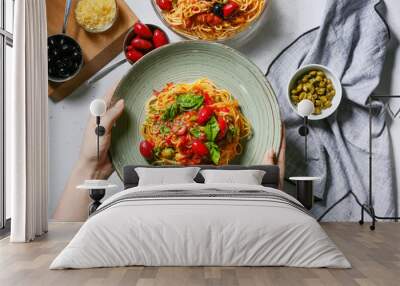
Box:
50 183 350 269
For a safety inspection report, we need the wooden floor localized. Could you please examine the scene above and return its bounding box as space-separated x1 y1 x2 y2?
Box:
0 222 399 286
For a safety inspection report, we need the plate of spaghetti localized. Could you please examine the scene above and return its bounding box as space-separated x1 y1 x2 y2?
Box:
140 79 252 165
110 41 280 177
151 0 267 41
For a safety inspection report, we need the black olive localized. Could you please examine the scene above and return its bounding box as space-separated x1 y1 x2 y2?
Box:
48 34 82 80
212 3 223 18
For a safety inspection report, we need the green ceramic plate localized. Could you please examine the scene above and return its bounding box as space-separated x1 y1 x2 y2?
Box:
111 41 281 179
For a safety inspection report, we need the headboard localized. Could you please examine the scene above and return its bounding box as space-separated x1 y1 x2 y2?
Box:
123 165 280 189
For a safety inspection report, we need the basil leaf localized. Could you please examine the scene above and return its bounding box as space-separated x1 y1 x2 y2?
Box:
160 125 170 134
190 127 201 138
177 93 204 110
162 103 179 121
205 142 220 165
204 116 220 142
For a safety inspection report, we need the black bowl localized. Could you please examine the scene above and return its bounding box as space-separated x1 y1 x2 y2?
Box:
48 34 83 83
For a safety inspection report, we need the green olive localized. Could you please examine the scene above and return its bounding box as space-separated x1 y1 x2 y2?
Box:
317 88 326 95
301 76 309 82
161 148 175 159
291 95 299 102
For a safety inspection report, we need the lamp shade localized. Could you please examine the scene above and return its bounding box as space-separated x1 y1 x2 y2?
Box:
90 99 107 117
297 99 314 117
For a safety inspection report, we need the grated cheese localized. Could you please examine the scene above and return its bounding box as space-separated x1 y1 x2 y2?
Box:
75 0 117 32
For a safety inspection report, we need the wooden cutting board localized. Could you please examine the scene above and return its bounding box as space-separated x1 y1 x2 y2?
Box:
46 0 137 101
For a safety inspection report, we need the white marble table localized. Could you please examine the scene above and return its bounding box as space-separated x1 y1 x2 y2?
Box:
48 0 400 218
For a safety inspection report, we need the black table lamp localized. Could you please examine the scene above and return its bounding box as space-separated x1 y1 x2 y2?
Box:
86 99 107 215
90 99 107 161
297 99 314 162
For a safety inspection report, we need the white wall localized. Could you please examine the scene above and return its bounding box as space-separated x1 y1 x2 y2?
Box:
48 0 400 218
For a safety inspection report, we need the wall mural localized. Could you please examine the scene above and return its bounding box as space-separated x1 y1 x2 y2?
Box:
49 0 396 224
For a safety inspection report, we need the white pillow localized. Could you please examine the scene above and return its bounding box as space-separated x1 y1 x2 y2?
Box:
200 169 266 185
135 167 201 186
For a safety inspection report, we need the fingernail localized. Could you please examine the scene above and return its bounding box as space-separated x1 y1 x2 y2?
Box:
117 99 124 107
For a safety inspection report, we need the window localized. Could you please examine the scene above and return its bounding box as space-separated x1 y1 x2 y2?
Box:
1 0 14 231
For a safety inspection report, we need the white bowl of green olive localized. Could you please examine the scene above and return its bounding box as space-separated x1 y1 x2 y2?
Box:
287 64 342 120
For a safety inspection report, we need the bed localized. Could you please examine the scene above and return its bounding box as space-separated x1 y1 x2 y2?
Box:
50 165 350 269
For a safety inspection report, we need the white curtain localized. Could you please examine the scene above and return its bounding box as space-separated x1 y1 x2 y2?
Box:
7 0 49 242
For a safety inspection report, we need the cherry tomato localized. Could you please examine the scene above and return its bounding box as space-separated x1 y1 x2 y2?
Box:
207 14 223 26
153 29 169 48
184 17 193 28
177 135 189 148
197 106 214 125
192 139 209 156
223 1 239 18
181 147 193 156
206 14 214 25
156 0 173 11
126 49 144 62
217 117 228 140
195 13 207 24
219 107 230 113
203 93 213 105
131 37 153 51
126 45 133 51
139 140 154 158
133 22 153 39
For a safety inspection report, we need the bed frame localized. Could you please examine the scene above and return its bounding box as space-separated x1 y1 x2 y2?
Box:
123 165 280 189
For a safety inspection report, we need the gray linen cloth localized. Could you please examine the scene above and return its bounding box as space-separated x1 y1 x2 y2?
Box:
266 0 394 221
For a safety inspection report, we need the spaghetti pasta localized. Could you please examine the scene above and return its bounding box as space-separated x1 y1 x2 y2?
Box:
157 0 265 41
140 78 252 165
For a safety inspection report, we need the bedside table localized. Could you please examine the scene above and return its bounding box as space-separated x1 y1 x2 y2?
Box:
77 181 117 215
289 177 320 210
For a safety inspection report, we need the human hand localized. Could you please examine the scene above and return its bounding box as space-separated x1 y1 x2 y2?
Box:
263 123 286 190
78 85 125 179
53 86 125 221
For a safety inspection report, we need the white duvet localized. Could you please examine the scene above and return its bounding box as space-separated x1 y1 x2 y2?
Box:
50 183 350 269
